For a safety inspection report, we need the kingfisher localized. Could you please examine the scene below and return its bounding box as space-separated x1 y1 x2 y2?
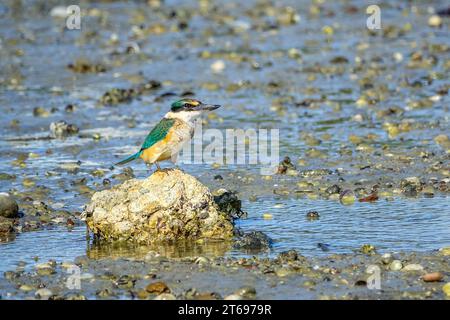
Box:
114 98 220 170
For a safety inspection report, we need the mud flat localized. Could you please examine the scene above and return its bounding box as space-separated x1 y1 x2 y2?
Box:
0 0 449 300
1 247 450 300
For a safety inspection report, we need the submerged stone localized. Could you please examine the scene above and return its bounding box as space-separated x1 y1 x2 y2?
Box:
233 231 272 250
0 193 19 218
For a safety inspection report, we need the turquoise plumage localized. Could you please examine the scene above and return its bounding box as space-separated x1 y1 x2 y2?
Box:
141 118 175 149
115 118 175 166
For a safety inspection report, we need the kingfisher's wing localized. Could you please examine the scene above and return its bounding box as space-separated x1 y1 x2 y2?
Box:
140 118 175 150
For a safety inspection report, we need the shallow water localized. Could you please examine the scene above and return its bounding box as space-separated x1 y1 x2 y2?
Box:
1 195 449 274
239 196 450 255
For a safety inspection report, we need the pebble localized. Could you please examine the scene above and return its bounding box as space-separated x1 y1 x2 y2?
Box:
306 211 320 219
136 289 149 299
61 262 77 269
195 257 210 265
275 267 292 277
428 15 442 27
96 288 114 297
19 285 34 291
211 60 225 73
360 244 376 255
35 288 53 299
422 272 443 282
421 186 435 197
65 293 86 300
381 253 393 265
234 286 256 299
439 247 450 256
0 193 19 218
49 121 79 139
389 260 403 271
224 294 244 300
339 190 356 205
146 281 170 294
442 283 450 296
144 251 161 261
0 216 14 233
37 268 56 276
35 263 53 269
233 231 272 250
154 293 176 300
402 264 424 272
325 184 341 195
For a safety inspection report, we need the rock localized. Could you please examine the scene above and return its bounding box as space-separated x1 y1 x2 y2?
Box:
33 106 50 117
97 288 114 297
19 285 34 291
422 272 444 282
439 247 450 256
154 293 176 300
317 243 330 252
339 190 356 205
437 7 450 16
35 288 53 299
35 262 53 270
50 6 69 18
136 289 149 299
325 184 341 195
0 193 19 218
211 60 225 73
234 286 256 299
381 253 393 265
146 281 170 294
115 275 135 289
358 193 379 202
37 267 56 276
389 260 403 271
82 169 234 243
224 294 244 300
306 211 320 220
213 189 246 220
428 15 442 27
277 156 296 174
402 264 424 272
262 213 272 219
360 244 376 255
64 293 86 300
443 283 450 296
49 121 79 139
195 257 210 265
275 267 292 277
400 177 422 196
277 250 299 262
233 231 272 250
422 186 435 197
0 216 14 233
67 59 107 73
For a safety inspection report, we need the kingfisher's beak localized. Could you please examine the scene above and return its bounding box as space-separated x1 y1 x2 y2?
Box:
197 103 221 111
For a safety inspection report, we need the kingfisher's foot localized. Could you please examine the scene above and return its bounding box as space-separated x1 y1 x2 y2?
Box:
153 162 172 175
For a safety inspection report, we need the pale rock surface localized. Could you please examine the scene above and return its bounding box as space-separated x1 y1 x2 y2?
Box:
82 169 234 243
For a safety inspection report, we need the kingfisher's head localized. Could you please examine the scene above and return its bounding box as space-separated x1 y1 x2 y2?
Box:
166 99 220 122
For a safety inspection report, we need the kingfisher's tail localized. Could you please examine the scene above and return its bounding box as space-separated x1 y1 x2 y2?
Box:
114 151 142 166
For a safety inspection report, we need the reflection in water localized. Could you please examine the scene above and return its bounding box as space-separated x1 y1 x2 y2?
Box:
0 196 449 274
86 239 232 260
0 233 16 243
